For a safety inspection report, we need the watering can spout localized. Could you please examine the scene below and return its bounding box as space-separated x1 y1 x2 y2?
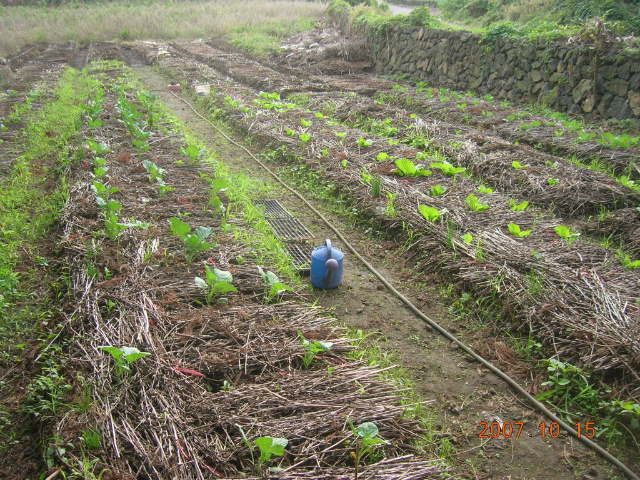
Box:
310 239 344 289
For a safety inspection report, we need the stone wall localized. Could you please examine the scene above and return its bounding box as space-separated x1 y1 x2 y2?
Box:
369 26 640 121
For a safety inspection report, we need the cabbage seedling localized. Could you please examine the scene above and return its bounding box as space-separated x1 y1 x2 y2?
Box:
377 152 390 161
255 436 288 470
195 266 237 304
510 200 529 211
430 185 447 196
430 161 465 176
258 267 293 303
298 331 332 369
548 178 559 185
508 223 531 237
357 137 373 148
477 185 493 194
142 160 166 183
169 218 215 263
555 225 579 243
419 205 440 222
512 161 529 169
349 421 388 480
463 233 473 243
99 346 150 377
299 133 311 143
300 118 312 127
394 158 432 177
466 194 490 212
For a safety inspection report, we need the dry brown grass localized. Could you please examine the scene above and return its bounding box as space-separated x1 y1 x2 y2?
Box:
0 0 327 55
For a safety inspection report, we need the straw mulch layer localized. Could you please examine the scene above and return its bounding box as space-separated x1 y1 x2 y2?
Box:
49 65 445 479
132 40 640 399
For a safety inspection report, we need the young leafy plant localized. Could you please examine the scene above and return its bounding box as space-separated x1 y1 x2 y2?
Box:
258 267 294 303
616 251 640 270
510 199 529 211
180 145 203 164
512 160 529 169
255 436 288 470
394 158 432 177
430 160 466 176
430 185 447 196
99 346 151 377
357 137 373 148
555 225 580 243
419 204 440 222
105 212 148 240
142 160 167 184
169 217 215 263
508 223 532 237
466 194 490 212
194 266 238 304
349 421 389 480
299 331 332 369
477 185 494 194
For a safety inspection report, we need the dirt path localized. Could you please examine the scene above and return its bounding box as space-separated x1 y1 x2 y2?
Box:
132 63 621 480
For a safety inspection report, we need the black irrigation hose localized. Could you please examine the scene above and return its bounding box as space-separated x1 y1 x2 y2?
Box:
169 90 639 480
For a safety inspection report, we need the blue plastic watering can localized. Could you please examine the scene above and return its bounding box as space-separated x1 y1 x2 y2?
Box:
310 239 344 289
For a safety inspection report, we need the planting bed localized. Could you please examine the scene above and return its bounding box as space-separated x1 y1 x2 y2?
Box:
1 31 639 480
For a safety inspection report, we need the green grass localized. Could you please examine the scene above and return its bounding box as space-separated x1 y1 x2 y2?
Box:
0 0 326 55
229 18 318 56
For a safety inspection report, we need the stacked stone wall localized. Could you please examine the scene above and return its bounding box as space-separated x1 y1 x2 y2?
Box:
369 26 640 121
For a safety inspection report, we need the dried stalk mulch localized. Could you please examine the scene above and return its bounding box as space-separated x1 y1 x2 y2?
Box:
136 43 640 398
52 67 445 479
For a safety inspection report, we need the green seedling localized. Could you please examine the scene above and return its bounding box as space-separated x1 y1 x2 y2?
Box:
300 118 312 127
195 265 238 304
510 200 529 211
156 178 175 197
99 346 150 377
512 161 529 169
256 436 288 470
463 233 473 243
142 160 167 183
477 185 493 194
562 120 584 132
508 223 531 237
285 127 297 137
419 205 440 222
430 185 447 196
92 166 109 179
430 160 465 176
86 140 110 155
180 145 203 164
349 421 388 480
616 251 640 270
335 132 347 141
357 137 373 148
169 217 215 263
258 266 293 303
385 192 398 218
299 132 311 143
377 152 390 161
576 131 597 143
92 181 119 198
548 178 559 185
466 194 490 212
554 131 565 137
394 158 432 177
105 212 148 240
555 225 579 243
299 331 332 369
597 133 640 149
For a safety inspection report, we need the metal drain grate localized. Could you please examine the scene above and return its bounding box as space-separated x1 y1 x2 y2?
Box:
257 199 291 219
258 199 315 272
285 243 313 271
266 217 314 242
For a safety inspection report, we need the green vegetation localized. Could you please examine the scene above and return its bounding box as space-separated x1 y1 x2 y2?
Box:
99 346 151 377
437 0 640 37
0 0 326 56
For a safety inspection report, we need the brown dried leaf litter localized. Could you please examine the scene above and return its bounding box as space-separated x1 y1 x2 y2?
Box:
50 77 444 479
134 42 640 398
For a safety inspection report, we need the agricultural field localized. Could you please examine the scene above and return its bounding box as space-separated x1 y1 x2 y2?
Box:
1 11 640 480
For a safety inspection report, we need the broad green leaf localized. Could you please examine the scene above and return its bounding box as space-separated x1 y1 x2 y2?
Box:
256 436 288 462
463 233 473 243
419 205 440 222
211 178 229 192
194 277 208 289
105 200 122 211
356 422 379 439
100 346 124 359
270 282 294 297
395 158 417 176
213 268 233 283
169 217 191 238
555 225 571 239
194 226 213 241
124 352 151 363
212 282 238 294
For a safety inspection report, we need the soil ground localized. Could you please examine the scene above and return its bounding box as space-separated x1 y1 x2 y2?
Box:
0 27 638 480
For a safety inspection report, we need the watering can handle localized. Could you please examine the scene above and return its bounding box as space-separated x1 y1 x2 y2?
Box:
325 239 332 259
